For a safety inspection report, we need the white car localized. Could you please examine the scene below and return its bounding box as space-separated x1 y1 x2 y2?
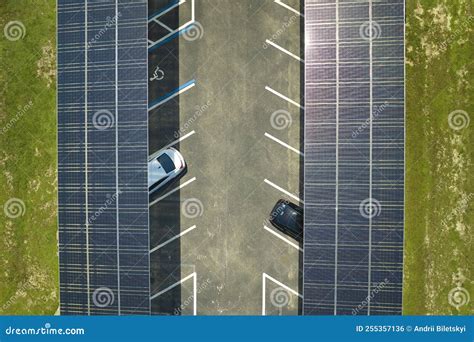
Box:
148 147 187 194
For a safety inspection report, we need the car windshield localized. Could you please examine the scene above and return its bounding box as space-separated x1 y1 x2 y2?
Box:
273 203 303 234
157 154 175 173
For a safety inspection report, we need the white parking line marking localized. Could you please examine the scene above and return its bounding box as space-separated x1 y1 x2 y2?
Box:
264 132 304 156
148 82 195 112
265 39 304 63
264 225 302 252
149 177 196 207
150 225 197 253
149 130 196 161
148 0 195 50
265 86 304 109
151 272 197 315
193 271 197 315
262 273 302 315
154 131 196 158
274 0 303 17
148 0 186 23
154 19 174 32
264 179 304 204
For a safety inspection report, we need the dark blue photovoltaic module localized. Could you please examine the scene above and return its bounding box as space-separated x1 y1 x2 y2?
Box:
57 0 150 315
303 0 404 315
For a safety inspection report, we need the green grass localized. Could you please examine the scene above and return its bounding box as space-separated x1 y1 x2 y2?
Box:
404 0 473 314
0 0 58 314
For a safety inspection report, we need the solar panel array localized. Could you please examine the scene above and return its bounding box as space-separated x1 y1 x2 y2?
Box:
303 0 404 315
58 0 150 315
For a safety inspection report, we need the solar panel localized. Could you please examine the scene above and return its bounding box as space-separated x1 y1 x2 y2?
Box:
58 0 150 315
303 0 404 315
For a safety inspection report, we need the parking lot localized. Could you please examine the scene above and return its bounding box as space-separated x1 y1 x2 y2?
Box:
148 0 303 315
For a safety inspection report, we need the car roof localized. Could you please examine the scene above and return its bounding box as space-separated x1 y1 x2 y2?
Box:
271 200 303 232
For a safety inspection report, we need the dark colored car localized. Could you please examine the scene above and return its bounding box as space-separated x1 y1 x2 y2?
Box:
269 199 303 240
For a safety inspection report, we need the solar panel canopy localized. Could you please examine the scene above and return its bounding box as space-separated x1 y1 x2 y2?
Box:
57 0 150 315
303 0 405 315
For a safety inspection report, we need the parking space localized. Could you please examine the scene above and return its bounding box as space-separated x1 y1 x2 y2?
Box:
148 0 303 315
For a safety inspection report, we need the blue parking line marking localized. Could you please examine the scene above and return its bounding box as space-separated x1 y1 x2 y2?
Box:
148 0 181 20
148 25 194 52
